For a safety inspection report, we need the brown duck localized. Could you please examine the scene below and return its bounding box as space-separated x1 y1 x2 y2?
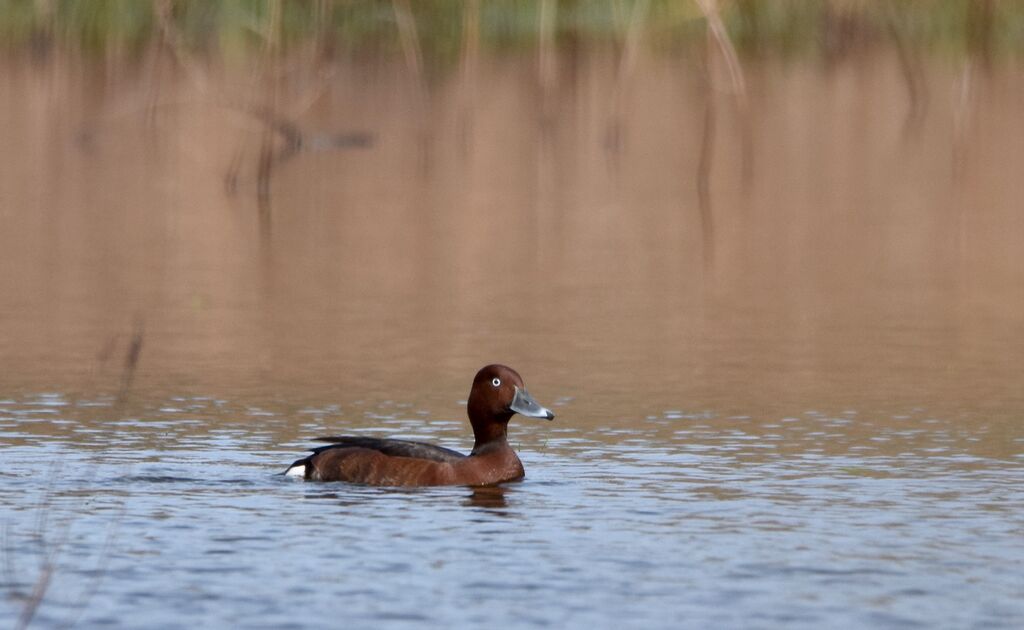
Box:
284 364 554 486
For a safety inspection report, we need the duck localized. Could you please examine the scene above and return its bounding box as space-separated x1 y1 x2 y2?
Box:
284 364 554 486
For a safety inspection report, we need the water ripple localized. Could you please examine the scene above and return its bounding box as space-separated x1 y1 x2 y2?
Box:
0 396 1021 628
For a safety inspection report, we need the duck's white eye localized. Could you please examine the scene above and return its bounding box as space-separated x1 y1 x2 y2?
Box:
491 377 501 387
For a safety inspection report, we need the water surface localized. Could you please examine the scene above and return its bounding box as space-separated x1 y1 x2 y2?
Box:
2 395 1022 628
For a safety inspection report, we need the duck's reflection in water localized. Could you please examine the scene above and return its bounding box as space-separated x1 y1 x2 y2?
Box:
464 485 511 511
299 484 514 514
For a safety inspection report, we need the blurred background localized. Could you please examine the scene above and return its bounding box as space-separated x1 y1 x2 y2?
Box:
2 0 1023 417
2 2 1024 629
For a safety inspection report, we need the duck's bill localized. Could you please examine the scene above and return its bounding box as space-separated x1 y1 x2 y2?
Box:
510 387 555 420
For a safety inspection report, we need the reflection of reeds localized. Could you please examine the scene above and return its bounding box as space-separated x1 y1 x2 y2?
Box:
952 60 974 179
7 469 126 630
696 0 751 188
153 0 208 91
457 0 480 152
537 0 557 126
153 0 375 225
604 0 649 156
886 5 928 137
8 468 63 630
393 0 430 173
953 0 994 180
694 0 751 272
697 82 716 272
4 324 143 629
118 318 145 403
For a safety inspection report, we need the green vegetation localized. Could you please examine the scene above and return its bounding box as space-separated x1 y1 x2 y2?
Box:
0 0 1021 64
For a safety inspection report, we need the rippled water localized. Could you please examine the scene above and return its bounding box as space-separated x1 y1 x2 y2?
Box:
2 393 1022 628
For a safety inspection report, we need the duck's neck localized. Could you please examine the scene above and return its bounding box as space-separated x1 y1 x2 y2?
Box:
470 413 513 455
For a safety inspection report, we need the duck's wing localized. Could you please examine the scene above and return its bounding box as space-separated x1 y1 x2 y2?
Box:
310 436 467 463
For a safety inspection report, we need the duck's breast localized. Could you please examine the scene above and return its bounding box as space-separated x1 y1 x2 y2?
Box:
449 448 525 486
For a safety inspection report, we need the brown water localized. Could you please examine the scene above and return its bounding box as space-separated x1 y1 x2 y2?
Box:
1 46 1023 628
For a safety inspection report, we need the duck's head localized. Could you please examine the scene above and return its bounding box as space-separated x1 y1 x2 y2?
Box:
468 364 554 448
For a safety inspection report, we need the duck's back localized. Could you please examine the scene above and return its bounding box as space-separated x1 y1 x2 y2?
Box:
310 436 466 462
